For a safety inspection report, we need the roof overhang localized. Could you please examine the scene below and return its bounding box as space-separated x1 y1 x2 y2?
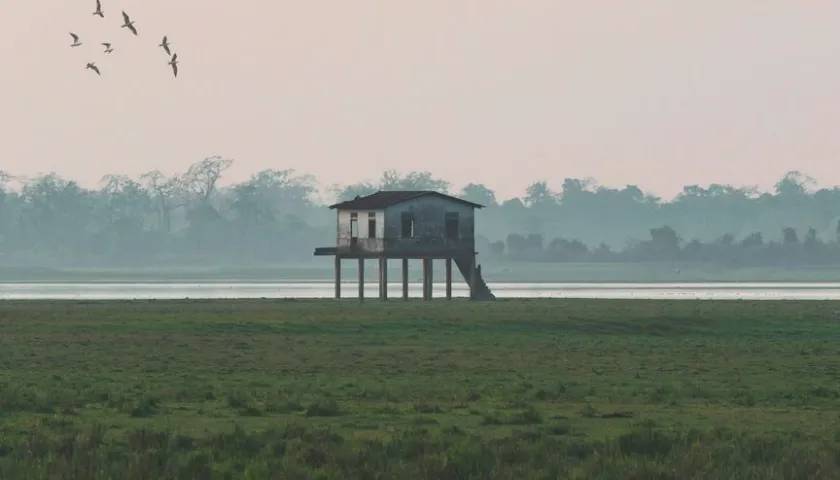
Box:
329 191 484 210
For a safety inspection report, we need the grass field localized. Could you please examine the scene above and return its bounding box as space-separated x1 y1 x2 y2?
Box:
2 299 840 479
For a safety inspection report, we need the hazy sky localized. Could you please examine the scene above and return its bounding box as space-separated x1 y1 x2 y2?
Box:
3 1 840 199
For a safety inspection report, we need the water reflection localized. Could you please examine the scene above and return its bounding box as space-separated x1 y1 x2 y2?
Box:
2 282 840 300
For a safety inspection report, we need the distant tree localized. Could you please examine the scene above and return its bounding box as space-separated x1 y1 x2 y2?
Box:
246 170 314 211
98 174 150 228
0 171 13 241
835 219 840 244
460 183 497 207
740 232 763 248
649 226 680 254
716 233 735 246
500 198 526 211
231 169 315 225
804 227 819 250
334 182 378 202
682 239 704 260
524 181 556 207
232 182 271 225
506 233 527 258
630 225 683 261
506 233 544 259
380 170 449 192
20 173 93 252
782 227 799 245
620 185 647 203
526 233 544 253
183 156 233 203
775 171 815 197
546 237 589 261
333 170 449 201
141 170 186 233
558 178 595 203
95 175 152 255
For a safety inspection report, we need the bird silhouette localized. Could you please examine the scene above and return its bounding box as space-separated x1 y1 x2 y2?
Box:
121 11 138 36
70 32 82 47
86 63 101 76
159 36 172 56
102 43 114 54
168 53 178 78
93 0 104 18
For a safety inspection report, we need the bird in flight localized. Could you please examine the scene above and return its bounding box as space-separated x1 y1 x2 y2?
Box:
168 53 179 78
93 0 104 18
102 43 114 54
86 63 101 76
70 33 82 47
159 36 172 56
121 11 138 36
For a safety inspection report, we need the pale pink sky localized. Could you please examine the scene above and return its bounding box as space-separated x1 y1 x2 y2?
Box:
3 1 840 199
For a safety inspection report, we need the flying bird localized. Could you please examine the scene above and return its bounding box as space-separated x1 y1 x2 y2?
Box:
70 32 82 47
102 43 114 54
159 36 171 56
86 63 101 76
168 53 178 78
121 11 138 35
93 0 104 18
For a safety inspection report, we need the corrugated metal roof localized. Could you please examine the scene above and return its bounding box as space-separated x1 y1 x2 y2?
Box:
329 191 483 210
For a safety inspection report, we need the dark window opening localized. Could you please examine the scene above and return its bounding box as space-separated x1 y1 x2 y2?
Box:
446 212 459 240
401 212 415 238
368 212 376 238
350 212 359 240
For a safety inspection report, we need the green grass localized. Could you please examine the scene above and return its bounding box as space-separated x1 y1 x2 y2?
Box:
2 299 840 478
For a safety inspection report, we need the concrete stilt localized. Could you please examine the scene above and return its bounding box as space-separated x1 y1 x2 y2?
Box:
423 258 433 300
379 257 388 300
334 256 341 299
402 258 409 300
445 257 452 300
358 258 365 301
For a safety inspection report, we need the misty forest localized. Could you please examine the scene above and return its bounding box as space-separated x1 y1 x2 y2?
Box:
1 157 840 269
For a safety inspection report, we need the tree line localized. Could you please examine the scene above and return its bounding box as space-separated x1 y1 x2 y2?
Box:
495 224 840 266
1 159 840 268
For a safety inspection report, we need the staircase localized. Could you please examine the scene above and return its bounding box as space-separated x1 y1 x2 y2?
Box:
453 255 495 301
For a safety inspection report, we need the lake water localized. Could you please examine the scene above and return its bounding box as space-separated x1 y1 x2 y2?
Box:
3 282 840 300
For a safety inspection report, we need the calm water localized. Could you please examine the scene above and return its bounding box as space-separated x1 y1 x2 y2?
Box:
2 282 840 300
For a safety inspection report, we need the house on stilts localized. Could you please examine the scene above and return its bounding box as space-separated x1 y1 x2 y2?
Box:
314 191 495 300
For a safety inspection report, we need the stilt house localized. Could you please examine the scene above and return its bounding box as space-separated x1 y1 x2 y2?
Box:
314 191 494 300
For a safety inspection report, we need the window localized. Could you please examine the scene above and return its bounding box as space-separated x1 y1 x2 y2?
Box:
350 212 359 239
368 212 377 238
401 212 415 238
446 212 459 240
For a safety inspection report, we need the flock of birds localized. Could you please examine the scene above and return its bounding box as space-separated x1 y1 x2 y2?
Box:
69 0 178 78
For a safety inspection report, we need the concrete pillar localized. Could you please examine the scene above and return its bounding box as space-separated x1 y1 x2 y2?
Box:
402 258 409 300
334 256 341 299
420 259 425 299
358 258 365 301
379 257 388 300
420 259 426 299
423 258 433 300
445 257 452 300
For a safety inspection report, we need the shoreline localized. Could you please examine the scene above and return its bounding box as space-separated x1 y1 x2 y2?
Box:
4 261 840 283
